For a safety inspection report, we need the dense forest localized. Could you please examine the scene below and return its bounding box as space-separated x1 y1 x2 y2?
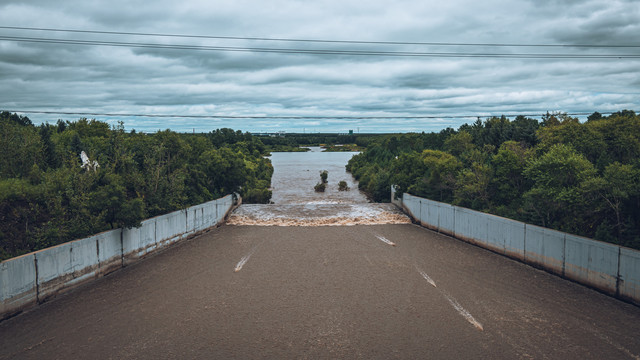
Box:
347 111 640 249
0 112 272 260
257 133 379 152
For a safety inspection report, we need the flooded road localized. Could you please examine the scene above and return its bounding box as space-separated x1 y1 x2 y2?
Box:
228 147 410 225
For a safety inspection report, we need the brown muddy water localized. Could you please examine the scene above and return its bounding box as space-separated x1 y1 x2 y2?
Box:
227 147 410 226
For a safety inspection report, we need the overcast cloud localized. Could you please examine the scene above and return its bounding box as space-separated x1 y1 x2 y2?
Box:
0 0 638 133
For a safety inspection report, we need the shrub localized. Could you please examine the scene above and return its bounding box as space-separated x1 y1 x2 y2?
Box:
320 170 328 183
338 181 350 191
314 182 326 192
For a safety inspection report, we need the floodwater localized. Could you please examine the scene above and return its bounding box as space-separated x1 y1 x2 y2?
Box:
228 147 410 226
269 146 368 204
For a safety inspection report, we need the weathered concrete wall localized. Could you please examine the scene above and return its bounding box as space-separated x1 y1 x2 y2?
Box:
0 194 236 321
398 188 640 306
524 225 566 276
490 216 525 261
564 233 619 296
122 218 157 264
95 230 123 277
619 248 640 302
35 235 101 301
0 254 36 319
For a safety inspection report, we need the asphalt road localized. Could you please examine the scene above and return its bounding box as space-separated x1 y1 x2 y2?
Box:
2 224 640 359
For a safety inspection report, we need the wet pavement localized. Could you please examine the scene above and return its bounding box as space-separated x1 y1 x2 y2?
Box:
3 224 640 359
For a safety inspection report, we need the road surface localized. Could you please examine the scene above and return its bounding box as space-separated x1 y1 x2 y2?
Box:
2 223 640 359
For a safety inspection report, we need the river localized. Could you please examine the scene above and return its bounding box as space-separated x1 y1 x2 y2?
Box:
269 147 369 204
227 147 410 226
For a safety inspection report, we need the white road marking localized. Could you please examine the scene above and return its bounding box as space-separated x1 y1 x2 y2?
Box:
416 266 437 288
375 235 396 246
443 292 484 331
415 266 483 331
234 253 252 272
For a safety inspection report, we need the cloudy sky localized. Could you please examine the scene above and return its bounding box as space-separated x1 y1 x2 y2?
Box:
1 0 638 133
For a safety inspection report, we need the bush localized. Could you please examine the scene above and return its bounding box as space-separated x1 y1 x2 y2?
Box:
338 181 350 191
320 170 328 183
314 182 326 192
242 188 272 204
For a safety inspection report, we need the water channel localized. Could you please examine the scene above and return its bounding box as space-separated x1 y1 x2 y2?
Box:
227 147 410 226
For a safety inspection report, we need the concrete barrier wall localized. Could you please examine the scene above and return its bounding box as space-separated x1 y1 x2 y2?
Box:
122 218 156 263
437 202 456 237
564 233 619 296
402 193 421 222
155 210 187 247
620 248 640 302
0 194 236 320
0 254 36 319
397 187 640 306
524 225 566 276
35 236 101 301
489 216 525 260
95 230 123 276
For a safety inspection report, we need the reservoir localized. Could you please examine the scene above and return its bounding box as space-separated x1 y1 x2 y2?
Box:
269 147 368 204
227 147 410 226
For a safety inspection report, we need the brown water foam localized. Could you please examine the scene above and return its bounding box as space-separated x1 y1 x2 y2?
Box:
227 204 411 226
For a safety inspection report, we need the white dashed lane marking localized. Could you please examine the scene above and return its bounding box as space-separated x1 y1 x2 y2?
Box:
234 253 252 272
416 266 437 288
415 266 483 331
375 234 396 246
442 291 484 331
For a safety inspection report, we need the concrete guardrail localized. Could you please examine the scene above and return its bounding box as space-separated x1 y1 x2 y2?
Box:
392 186 640 306
1 194 236 321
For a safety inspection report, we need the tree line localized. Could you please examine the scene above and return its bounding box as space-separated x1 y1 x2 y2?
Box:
0 112 273 261
257 133 381 152
347 111 640 249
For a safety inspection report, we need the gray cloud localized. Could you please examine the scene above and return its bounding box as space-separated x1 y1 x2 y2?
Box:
0 0 638 133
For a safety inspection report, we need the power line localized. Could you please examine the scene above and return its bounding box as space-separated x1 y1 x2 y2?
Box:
1 35 638 59
1 25 638 48
6 109 608 120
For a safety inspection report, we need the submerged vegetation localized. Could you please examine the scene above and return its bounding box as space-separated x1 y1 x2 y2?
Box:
347 111 640 249
314 170 329 192
0 112 272 260
314 182 326 192
320 170 328 183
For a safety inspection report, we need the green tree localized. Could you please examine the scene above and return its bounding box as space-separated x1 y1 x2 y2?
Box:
454 161 492 210
523 144 597 231
489 141 532 212
443 131 474 157
584 162 640 244
0 117 42 179
320 170 328 183
408 150 461 202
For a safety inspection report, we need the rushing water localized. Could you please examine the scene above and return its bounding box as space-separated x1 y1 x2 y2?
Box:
227 147 410 226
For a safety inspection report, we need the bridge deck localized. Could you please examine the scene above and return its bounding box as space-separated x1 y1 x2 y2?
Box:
2 224 640 359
